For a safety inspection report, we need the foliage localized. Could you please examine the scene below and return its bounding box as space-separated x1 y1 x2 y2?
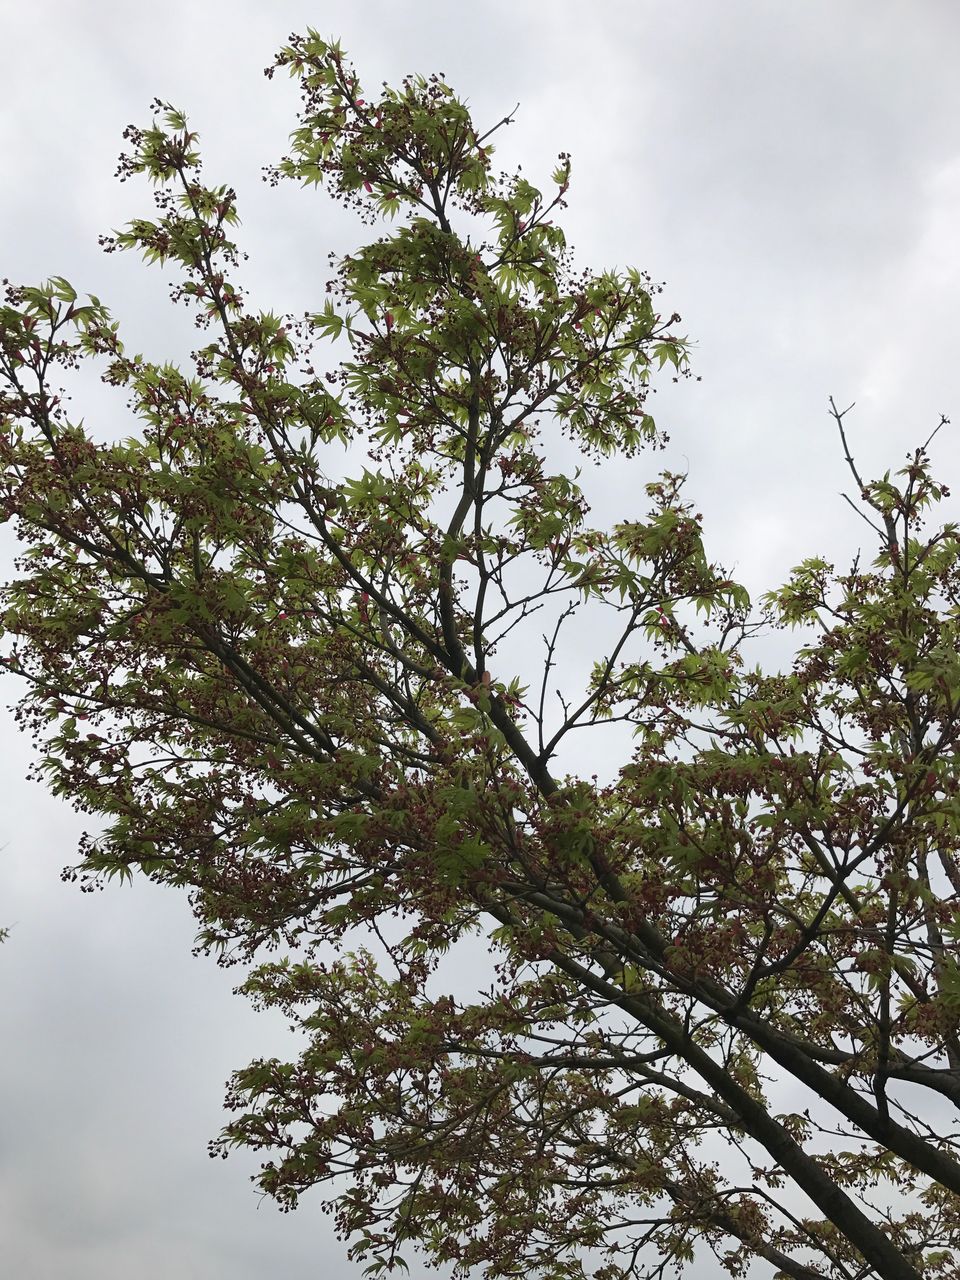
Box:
2 31 960 1280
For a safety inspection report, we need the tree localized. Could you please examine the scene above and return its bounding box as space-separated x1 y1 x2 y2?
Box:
1 30 959 1280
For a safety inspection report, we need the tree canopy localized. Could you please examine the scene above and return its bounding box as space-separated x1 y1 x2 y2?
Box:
2 31 960 1280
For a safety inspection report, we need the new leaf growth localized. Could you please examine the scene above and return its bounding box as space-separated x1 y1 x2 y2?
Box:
2 31 959 1280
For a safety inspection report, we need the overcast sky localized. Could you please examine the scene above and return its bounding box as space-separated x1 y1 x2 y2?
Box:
2 3 960 1278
